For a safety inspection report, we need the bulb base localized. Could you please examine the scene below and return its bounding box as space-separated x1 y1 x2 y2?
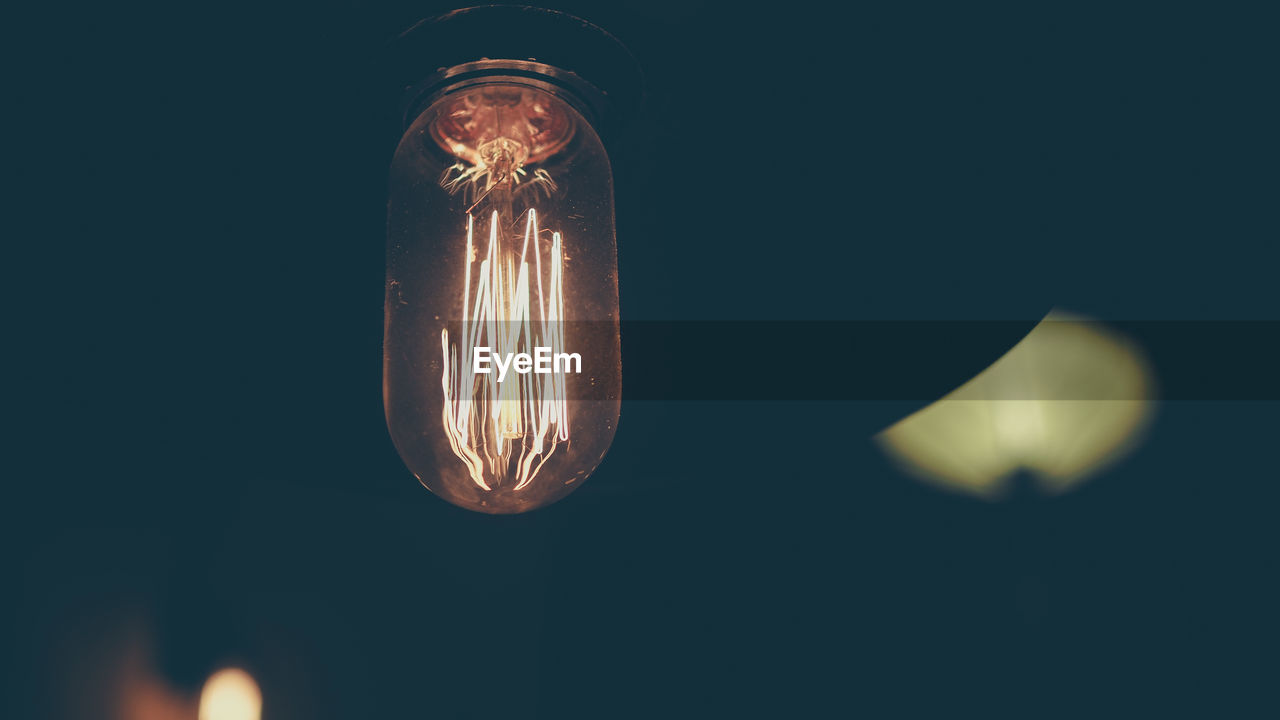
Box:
392 6 642 138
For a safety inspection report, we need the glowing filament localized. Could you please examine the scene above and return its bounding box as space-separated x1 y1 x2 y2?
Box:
441 209 569 492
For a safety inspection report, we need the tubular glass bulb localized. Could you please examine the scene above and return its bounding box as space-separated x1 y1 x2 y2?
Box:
385 79 621 514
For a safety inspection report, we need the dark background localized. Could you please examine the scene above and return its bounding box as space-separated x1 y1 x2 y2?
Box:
7 1 1278 717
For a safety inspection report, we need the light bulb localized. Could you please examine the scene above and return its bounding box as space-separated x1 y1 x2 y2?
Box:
385 63 622 514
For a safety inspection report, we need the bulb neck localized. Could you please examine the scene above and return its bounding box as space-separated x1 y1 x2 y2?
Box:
402 60 605 134
391 6 642 141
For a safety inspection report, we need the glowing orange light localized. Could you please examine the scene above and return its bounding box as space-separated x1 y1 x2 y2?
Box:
441 208 570 492
198 668 261 720
385 79 621 513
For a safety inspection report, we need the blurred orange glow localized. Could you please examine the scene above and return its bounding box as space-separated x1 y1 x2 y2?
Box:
878 311 1155 497
198 668 262 720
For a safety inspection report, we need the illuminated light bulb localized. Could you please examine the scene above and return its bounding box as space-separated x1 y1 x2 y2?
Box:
198 668 261 720
385 55 625 514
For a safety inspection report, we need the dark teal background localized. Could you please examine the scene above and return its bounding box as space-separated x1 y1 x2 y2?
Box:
6 1 1277 717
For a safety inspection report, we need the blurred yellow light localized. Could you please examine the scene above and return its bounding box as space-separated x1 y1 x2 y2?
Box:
198 668 261 720
877 311 1154 498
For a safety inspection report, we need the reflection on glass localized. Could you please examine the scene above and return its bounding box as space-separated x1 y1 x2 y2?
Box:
877 311 1154 498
